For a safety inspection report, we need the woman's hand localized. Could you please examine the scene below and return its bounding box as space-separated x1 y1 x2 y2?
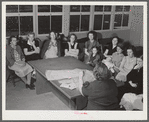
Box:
129 81 137 88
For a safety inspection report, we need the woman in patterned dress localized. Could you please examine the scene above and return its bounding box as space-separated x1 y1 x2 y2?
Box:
6 36 34 90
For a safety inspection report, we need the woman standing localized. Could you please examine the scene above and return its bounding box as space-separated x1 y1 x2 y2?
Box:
115 45 137 82
64 33 79 58
6 36 34 90
84 31 101 63
78 62 119 110
40 31 61 59
103 36 119 58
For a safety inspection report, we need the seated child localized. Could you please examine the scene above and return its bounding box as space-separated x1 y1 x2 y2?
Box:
86 46 103 67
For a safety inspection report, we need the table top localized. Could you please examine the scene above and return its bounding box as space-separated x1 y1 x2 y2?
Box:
28 56 93 99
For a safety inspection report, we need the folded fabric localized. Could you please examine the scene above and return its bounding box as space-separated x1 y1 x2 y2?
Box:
119 93 143 110
45 68 95 82
45 68 84 81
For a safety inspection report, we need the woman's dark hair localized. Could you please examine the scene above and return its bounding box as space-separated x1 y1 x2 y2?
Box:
87 30 97 40
28 32 35 37
8 35 17 45
117 42 124 51
126 45 136 57
93 62 112 81
111 36 119 43
68 33 77 42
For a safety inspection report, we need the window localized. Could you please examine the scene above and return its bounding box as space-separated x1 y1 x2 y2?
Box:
94 5 111 30
6 5 34 37
37 5 63 34
114 6 130 29
70 5 90 32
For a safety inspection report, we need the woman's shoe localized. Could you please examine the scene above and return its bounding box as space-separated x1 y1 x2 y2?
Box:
26 84 35 90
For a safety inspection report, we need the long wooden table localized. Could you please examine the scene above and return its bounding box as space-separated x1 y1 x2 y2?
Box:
28 56 93 110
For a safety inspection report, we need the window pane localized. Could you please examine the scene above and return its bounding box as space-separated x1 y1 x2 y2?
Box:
122 14 129 26
103 15 111 30
51 5 62 12
20 16 33 35
115 6 123 12
6 17 19 37
94 15 103 30
38 5 50 12
70 5 80 12
19 5 33 12
95 5 103 12
70 15 80 32
38 16 50 34
51 16 62 33
114 14 122 29
124 6 130 11
104 6 111 12
81 15 89 31
81 5 90 12
6 5 18 13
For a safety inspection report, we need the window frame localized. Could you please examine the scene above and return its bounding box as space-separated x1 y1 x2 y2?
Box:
36 5 63 36
6 5 35 38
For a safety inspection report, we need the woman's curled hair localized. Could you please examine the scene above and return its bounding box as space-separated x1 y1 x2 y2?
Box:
93 62 112 81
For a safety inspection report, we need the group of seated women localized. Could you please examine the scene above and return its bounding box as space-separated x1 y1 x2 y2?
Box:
6 30 143 110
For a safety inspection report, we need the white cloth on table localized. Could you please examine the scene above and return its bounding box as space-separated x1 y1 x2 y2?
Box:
45 68 95 90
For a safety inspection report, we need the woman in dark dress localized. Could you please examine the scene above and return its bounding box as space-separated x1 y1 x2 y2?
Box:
23 32 40 61
103 36 119 58
117 55 143 101
78 62 119 110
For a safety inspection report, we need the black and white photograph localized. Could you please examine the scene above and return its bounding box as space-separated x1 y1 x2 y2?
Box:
2 1 147 120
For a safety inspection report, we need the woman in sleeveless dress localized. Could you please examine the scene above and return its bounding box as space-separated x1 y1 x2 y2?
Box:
64 33 79 59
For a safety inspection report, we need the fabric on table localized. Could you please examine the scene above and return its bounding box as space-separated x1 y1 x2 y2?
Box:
45 68 95 90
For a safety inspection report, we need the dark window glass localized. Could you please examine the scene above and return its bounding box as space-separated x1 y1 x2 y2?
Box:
81 5 90 12
103 15 111 30
115 6 123 12
19 5 33 12
114 14 122 29
95 5 103 12
6 5 18 13
20 16 33 35
51 16 62 33
6 17 19 36
81 15 89 31
38 5 50 12
104 6 111 12
124 6 130 11
51 5 62 12
70 15 80 32
70 5 80 12
122 14 129 26
38 16 50 34
94 15 103 30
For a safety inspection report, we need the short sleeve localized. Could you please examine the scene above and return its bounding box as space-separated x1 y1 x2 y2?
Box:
22 41 28 49
35 39 39 47
85 41 88 49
